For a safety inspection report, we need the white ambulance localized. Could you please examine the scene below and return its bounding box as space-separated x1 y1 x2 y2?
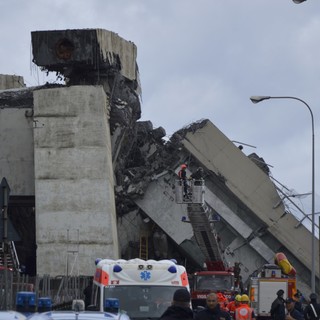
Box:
90 258 190 319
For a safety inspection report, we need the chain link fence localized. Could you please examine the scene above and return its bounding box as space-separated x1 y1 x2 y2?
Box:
0 271 91 310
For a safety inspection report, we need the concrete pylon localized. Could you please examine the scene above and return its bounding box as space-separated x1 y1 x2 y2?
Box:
33 85 119 276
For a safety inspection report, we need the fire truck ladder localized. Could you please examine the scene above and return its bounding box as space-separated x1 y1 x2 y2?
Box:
0 241 20 271
139 233 148 260
176 179 228 269
187 203 228 270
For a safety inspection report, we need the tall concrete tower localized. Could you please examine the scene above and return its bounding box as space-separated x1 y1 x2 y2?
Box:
30 29 141 276
0 29 141 276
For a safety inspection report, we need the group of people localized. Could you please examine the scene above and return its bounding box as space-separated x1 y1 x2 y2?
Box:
160 289 255 320
159 288 320 320
226 294 255 320
271 289 320 320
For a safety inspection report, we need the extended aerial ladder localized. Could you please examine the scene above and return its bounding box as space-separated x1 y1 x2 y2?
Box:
175 179 227 270
176 178 237 308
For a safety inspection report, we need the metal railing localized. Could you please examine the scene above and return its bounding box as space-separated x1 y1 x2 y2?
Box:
0 272 91 310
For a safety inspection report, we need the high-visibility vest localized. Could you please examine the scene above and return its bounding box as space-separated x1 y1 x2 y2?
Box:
228 301 241 319
227 301 236 318
235 305 253 320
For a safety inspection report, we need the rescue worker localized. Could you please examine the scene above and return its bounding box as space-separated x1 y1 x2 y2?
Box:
293 291 304 314
195 292 231 320
285 298 304 320
178 164 189 198
235 294 256 320
160 288 194 320
190 167 204 185
227 294 242 319
304 293 320 320
271 289 286 320
217 292 229 312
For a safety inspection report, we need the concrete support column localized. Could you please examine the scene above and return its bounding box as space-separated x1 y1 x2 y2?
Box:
33 85 119 276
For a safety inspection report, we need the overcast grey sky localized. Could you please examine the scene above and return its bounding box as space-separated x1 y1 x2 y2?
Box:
1 0 319 218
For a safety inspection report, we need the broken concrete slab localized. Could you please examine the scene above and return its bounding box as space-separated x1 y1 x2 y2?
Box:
31 29 138 82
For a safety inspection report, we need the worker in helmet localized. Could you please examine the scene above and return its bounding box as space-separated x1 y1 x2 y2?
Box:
235 294 256 320
178 164 189 198
227 294 242 319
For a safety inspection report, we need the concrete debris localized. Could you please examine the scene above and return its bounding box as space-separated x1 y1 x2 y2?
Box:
248 153 270 175
171 119 209 141
0 84 62 109
0 74 25 90
31 29 139 83
152 126 166 141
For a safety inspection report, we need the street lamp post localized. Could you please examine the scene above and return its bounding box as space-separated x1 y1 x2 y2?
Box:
250 95 316 292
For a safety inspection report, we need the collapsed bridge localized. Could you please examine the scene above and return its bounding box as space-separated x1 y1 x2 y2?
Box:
0 28 317 296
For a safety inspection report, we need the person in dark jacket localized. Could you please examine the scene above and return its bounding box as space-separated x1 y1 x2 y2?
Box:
194 292 231 320
178 164 189 198
294 292 304 314
160 288 194 320
304 293 320 320
271 289 286 320
190 167 204 185
83 277 93 309
285 298 304 320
